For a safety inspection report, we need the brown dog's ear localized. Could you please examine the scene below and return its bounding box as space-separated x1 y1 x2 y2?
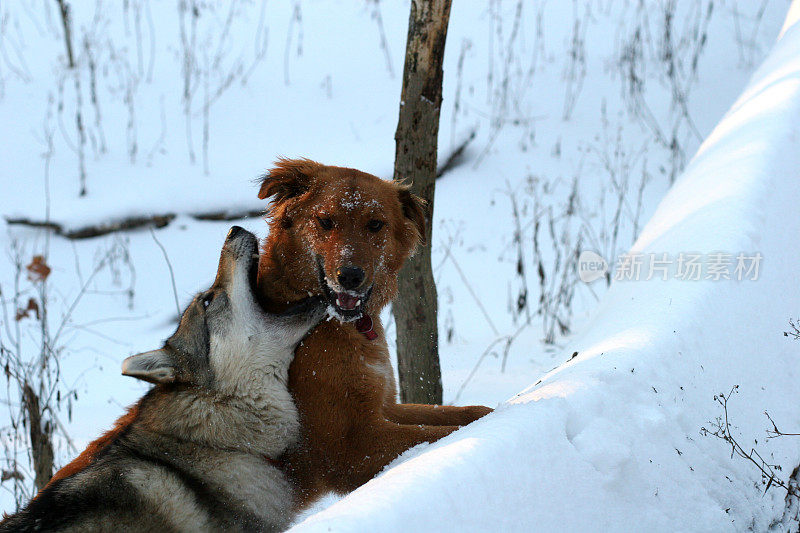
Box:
398 186 427 246
257 158 320 202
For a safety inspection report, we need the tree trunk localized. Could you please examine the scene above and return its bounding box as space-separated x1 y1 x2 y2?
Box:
393 0 452 405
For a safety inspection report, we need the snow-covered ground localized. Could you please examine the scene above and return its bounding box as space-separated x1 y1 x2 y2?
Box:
0 0 795 527
291 4 800 531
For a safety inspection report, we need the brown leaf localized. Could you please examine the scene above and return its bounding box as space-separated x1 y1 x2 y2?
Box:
1 469 24 482
26 255 51 283
26 298 40 320
14 298 40 321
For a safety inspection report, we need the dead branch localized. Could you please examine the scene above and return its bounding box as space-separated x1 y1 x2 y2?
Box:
701 386 797 497
22 383 54 492
148 228 180 317
54 0 75 69
765 411 800 440
5 208 264 240
6 214 174 240
784 319 800 341
437 128 477 179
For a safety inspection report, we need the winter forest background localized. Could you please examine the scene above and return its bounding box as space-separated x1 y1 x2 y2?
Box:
0 0 797 528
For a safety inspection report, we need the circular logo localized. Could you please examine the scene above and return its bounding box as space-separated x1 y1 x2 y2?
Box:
578 250 608 283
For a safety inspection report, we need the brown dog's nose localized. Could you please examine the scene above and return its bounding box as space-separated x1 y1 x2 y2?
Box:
337 266 365 291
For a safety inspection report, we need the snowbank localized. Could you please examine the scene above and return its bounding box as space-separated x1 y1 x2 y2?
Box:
290 4 800 531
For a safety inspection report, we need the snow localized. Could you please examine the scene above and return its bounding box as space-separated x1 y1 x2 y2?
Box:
0 0 795 527
289 5 800 531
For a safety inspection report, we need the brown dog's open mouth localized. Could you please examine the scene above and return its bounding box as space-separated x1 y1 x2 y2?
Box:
316 257 372 322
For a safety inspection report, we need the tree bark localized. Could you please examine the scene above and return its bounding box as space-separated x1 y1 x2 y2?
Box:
393 0 452 405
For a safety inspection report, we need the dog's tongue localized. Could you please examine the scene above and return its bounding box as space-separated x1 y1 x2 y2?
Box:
336 292 359 310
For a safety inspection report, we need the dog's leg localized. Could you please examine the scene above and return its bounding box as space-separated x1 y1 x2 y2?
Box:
328 421 461 494
285 420 460 506
384 403 492 426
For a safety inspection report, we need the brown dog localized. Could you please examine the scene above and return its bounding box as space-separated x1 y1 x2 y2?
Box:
256 158 492 508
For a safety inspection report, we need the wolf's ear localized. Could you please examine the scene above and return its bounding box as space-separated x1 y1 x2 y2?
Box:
122 349 176 384
257 158 320 203
398 186 427 246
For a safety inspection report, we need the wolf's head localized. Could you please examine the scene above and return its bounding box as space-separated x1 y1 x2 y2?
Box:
122 226 324 390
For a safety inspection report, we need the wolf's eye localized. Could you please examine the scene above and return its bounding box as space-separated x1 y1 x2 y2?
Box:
202 293 214 309
366 220 385 232
317 216 333 230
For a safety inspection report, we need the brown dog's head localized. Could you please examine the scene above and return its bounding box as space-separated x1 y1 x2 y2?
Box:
258 158 426 322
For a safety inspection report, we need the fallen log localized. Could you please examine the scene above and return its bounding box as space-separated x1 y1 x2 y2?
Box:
5 208 264 240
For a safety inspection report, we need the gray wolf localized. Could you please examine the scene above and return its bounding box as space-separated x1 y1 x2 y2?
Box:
1 226 323 532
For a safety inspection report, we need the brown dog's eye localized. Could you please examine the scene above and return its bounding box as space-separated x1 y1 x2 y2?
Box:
366 220 385 233
317 216 333 230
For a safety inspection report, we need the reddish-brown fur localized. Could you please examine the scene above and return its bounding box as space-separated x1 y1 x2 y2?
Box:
43 403 140 490
257 158 492 508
